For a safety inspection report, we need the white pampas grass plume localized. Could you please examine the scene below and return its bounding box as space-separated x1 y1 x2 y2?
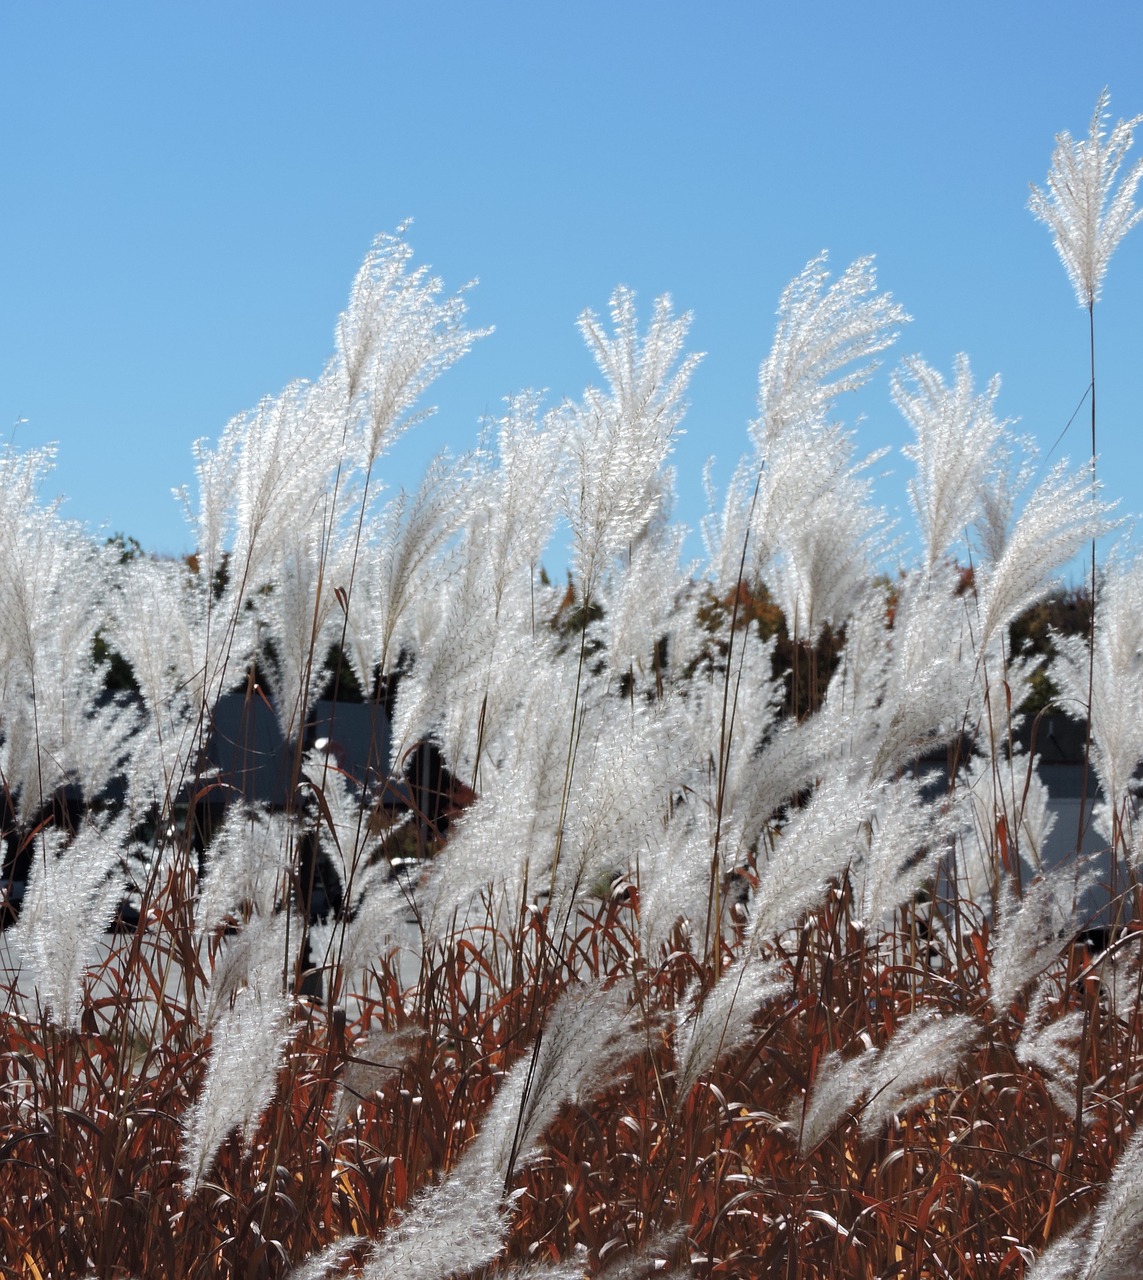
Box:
334 229 487 470
198 909 292 1032
595 1226 691 1278
1079 1122 1143 1279
858 1011 977 1140
956 751 1059 903
283 1239 366 1280
1052 545 1143 849
565 288 699 597
1023 1221 1091 1280
975 459 1116 652
851 778 943 933
989 873 1070 1018
1029 89 1143 309
182 976 292 1195
749 776 878 945
343 451 469 690
475 980 637 1181
895 354 1008 573
361 1175 509 1280
1015 977 1087 1119
195 807 294 935
549 702 684 932
10 820 125 1029
794 1041 875 1155
754 253 907 445
362 981 636 1279
636 807 723 960
794 1012 978 1152
674 955 787 1102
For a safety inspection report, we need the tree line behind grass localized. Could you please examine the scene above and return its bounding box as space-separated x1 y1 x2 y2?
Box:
95 543 1093 725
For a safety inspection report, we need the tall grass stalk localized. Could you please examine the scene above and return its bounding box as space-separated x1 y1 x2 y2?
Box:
1030 89 1143 856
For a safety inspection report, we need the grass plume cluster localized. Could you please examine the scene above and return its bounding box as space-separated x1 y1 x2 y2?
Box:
2 95 1143 1279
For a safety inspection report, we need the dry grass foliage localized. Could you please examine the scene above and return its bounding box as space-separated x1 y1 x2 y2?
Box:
3 864 1142 1278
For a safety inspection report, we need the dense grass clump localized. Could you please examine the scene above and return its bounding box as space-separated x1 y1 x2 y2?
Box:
2 93 1143 1279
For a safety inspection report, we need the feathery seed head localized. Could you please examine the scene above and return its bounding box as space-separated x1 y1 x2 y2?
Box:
1029 89 1143 308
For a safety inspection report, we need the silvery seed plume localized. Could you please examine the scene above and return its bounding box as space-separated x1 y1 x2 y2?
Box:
178 428 239 594
303 748 374 897
361 982 636 1280
1029 89 1143 309
1024 1221 1091 1280
419 660 577 936
735 708 841 849
389 544 537 780
674 954 787 1102
989 872 1072 1017
857 1010 977 1140
741 425 844 587
332 229 487 471
182 968 292 1195
793 1040 874 1155
411 548 545 782
1098 940 1143 1027
0 687 137 830
1071 1121 1143 1279
975 435 1037 567
343 450 470 694
636 804 724 960
753 253 907 447
195 807 294 936
549 699 683 932
1016 976 1088 1119
477 980 637 1180
974 457 1116 652
764 426 888 643
798 1013 977 1157
1053 545 1143 848
501 1264 593 1279
199 909 291 1032
0 446 65 689
566 288 699 598
956 751 1056 904
639 794 756 959
748 774 879 945
895 354 1008 574
110 558 198 721
283 1239 366 1280
598 521 689 691
594 1226 692 1279
476 392 567 613
227 383 336 596
852 777 943 933
701 454 760 593
314 872 409 992
867 568 975 779
816 576 894 727
0 510 130 816
671 622 781 826
976 644 1037 758
256 520 353 741
111 554 255 797
360 1174 509 1280
9 818 126 1029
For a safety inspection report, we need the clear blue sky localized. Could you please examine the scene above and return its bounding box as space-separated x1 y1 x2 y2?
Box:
3 3 1143 580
